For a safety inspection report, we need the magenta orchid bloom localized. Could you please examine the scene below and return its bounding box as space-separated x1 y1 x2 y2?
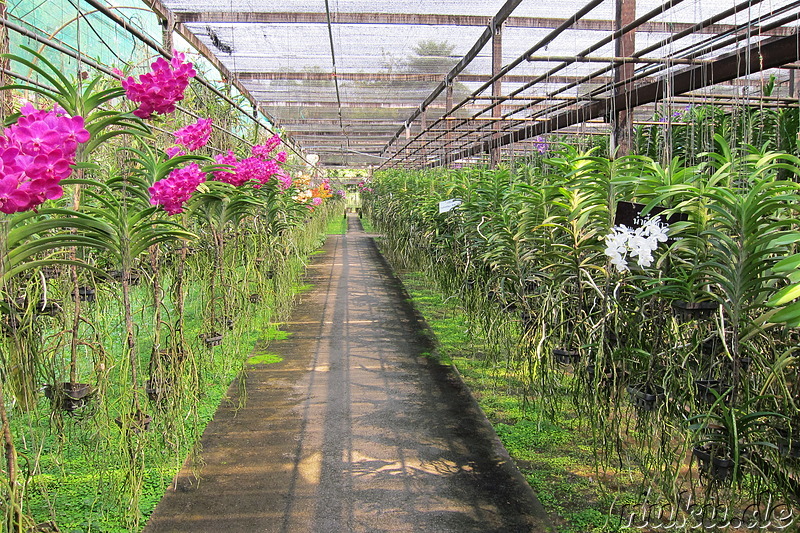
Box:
122 51 196 119
173 117 212 151
149 163 206 215
0 104 90 214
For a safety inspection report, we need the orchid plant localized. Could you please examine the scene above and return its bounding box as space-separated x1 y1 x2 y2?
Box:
603 217 670 272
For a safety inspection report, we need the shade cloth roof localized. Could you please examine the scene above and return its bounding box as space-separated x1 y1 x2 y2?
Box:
156 0 800 168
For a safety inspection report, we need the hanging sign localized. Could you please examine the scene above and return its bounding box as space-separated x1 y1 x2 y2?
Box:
614 200 687 229
438 198 462 213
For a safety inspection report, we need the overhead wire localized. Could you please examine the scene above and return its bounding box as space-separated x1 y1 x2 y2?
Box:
323 0 347 141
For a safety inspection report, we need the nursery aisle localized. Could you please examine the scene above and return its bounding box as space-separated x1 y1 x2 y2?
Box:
144 214 553 533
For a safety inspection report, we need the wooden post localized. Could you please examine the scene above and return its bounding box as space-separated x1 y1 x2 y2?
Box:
162 9 175 51
490 24 503 168
445 84 454 162
612 0 635 157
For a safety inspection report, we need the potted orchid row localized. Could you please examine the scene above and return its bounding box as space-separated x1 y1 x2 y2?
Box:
363 138 800 510
0 46 341 530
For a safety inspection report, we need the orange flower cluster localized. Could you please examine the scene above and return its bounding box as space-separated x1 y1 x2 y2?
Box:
312 178 333 200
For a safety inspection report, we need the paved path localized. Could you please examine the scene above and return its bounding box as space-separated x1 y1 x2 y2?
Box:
144 215 554 533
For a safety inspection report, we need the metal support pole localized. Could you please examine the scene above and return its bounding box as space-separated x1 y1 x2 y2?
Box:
612 0 636 157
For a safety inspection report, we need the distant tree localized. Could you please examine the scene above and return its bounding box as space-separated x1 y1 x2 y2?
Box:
407 40 458 75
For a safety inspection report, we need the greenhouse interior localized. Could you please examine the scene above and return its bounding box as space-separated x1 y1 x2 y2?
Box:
1 0 800 531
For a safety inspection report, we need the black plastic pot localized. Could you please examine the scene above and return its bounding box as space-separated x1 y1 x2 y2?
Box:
553 348 580 365
105 269 141 285
77 286 96 302
34 300 62 317
115 411 153 434
700 333 722 356
44 382 95 413
220 315 235 330
692 446 735 483
15 297 62 317
672 300 719 321
146 378 172 404
249 293 262 304
694 379 726 405
626 383 665 411
41 266 61 279
586 364 627 390
200 332 223 347
775 426 800 460
520 311 535 331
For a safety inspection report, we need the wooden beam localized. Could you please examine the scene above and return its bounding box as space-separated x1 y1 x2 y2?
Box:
257 100 488 109
490 24 503 168
139 0 264 121
0 0 11 120
429 32 800 167
237 71 630 84
174 11 794 36
613 0 636 157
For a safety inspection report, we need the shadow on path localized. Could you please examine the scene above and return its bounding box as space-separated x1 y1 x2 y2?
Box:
144 214 554 533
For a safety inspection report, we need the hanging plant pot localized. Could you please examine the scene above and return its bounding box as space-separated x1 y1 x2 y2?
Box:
31 521 60 532
498 298 517 312
105 269 142 285
672 300 719 321
553 348 580 365
626 383 665 411
14 297 62 317
33 300 62 317
41 266 62 279
249 293 262 304
700 333 722 357
586 364 627 390
146 377 172 404
77 286 96 302
44 382 95 413
158 348 187 365
220 315 235 330
200 332 223 347
264 269 275 280
115 410 153 434
694 379 726 405
520 310 535 331
605 330 619 350
692 446 735 483
736 356 752 372
775 425 800 460
463 278 476 290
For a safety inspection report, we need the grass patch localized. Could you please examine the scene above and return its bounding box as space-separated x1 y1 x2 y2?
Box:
326 214 348 235
359 215 374 234
246 353 283 365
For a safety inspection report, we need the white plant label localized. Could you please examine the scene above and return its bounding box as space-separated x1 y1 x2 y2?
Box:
439 198 462 213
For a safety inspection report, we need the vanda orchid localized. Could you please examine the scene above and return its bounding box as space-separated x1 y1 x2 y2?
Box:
0 103 90 214
121 51 196 119
603 217 669 272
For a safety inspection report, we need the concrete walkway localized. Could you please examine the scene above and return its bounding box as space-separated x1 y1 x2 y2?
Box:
144 215 554 533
